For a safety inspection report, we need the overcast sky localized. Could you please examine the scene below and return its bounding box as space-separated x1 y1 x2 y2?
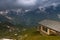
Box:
0 0 60 9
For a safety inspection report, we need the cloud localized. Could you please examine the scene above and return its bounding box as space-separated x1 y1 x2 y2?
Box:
25 9 30 12
52 3 58 7
0 0 60 9
16 0 37 6
0 11 8 15
37 0 60 8
57 14 60 19
42 0 48 2
39 6 45 11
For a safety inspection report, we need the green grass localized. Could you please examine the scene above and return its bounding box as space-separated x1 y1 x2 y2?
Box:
25 36 60 40
0 27 60 40
18 28 60 40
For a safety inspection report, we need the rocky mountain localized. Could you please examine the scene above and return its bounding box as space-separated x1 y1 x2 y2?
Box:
0 4 60 27
0 14 11 22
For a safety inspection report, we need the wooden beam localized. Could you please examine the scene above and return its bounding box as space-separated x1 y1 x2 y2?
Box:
47 28 50 35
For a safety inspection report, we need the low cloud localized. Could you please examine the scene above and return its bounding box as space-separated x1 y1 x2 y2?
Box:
16 0 37 6
0 0 60 9
5 16 13 20
57 14 60 19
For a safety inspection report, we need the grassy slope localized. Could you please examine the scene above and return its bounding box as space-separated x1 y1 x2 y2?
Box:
19 27 60 40
25 36 60 40
0 24 60 40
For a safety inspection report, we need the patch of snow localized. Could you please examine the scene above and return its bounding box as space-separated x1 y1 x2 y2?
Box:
14 33 18 36
5 16 13 20
39 6 45 11
0 38 13 40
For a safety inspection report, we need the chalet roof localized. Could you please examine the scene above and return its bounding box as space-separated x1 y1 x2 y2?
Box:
39 19 60 32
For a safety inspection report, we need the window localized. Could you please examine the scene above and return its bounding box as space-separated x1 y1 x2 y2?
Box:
43 26 48 32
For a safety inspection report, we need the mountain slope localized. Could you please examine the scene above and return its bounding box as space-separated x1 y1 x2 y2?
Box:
1 4 60 27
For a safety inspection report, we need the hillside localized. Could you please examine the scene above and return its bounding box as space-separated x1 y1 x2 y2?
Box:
15 27 60 40
0 21 18 38
0 21 60 40
1 4 60 27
